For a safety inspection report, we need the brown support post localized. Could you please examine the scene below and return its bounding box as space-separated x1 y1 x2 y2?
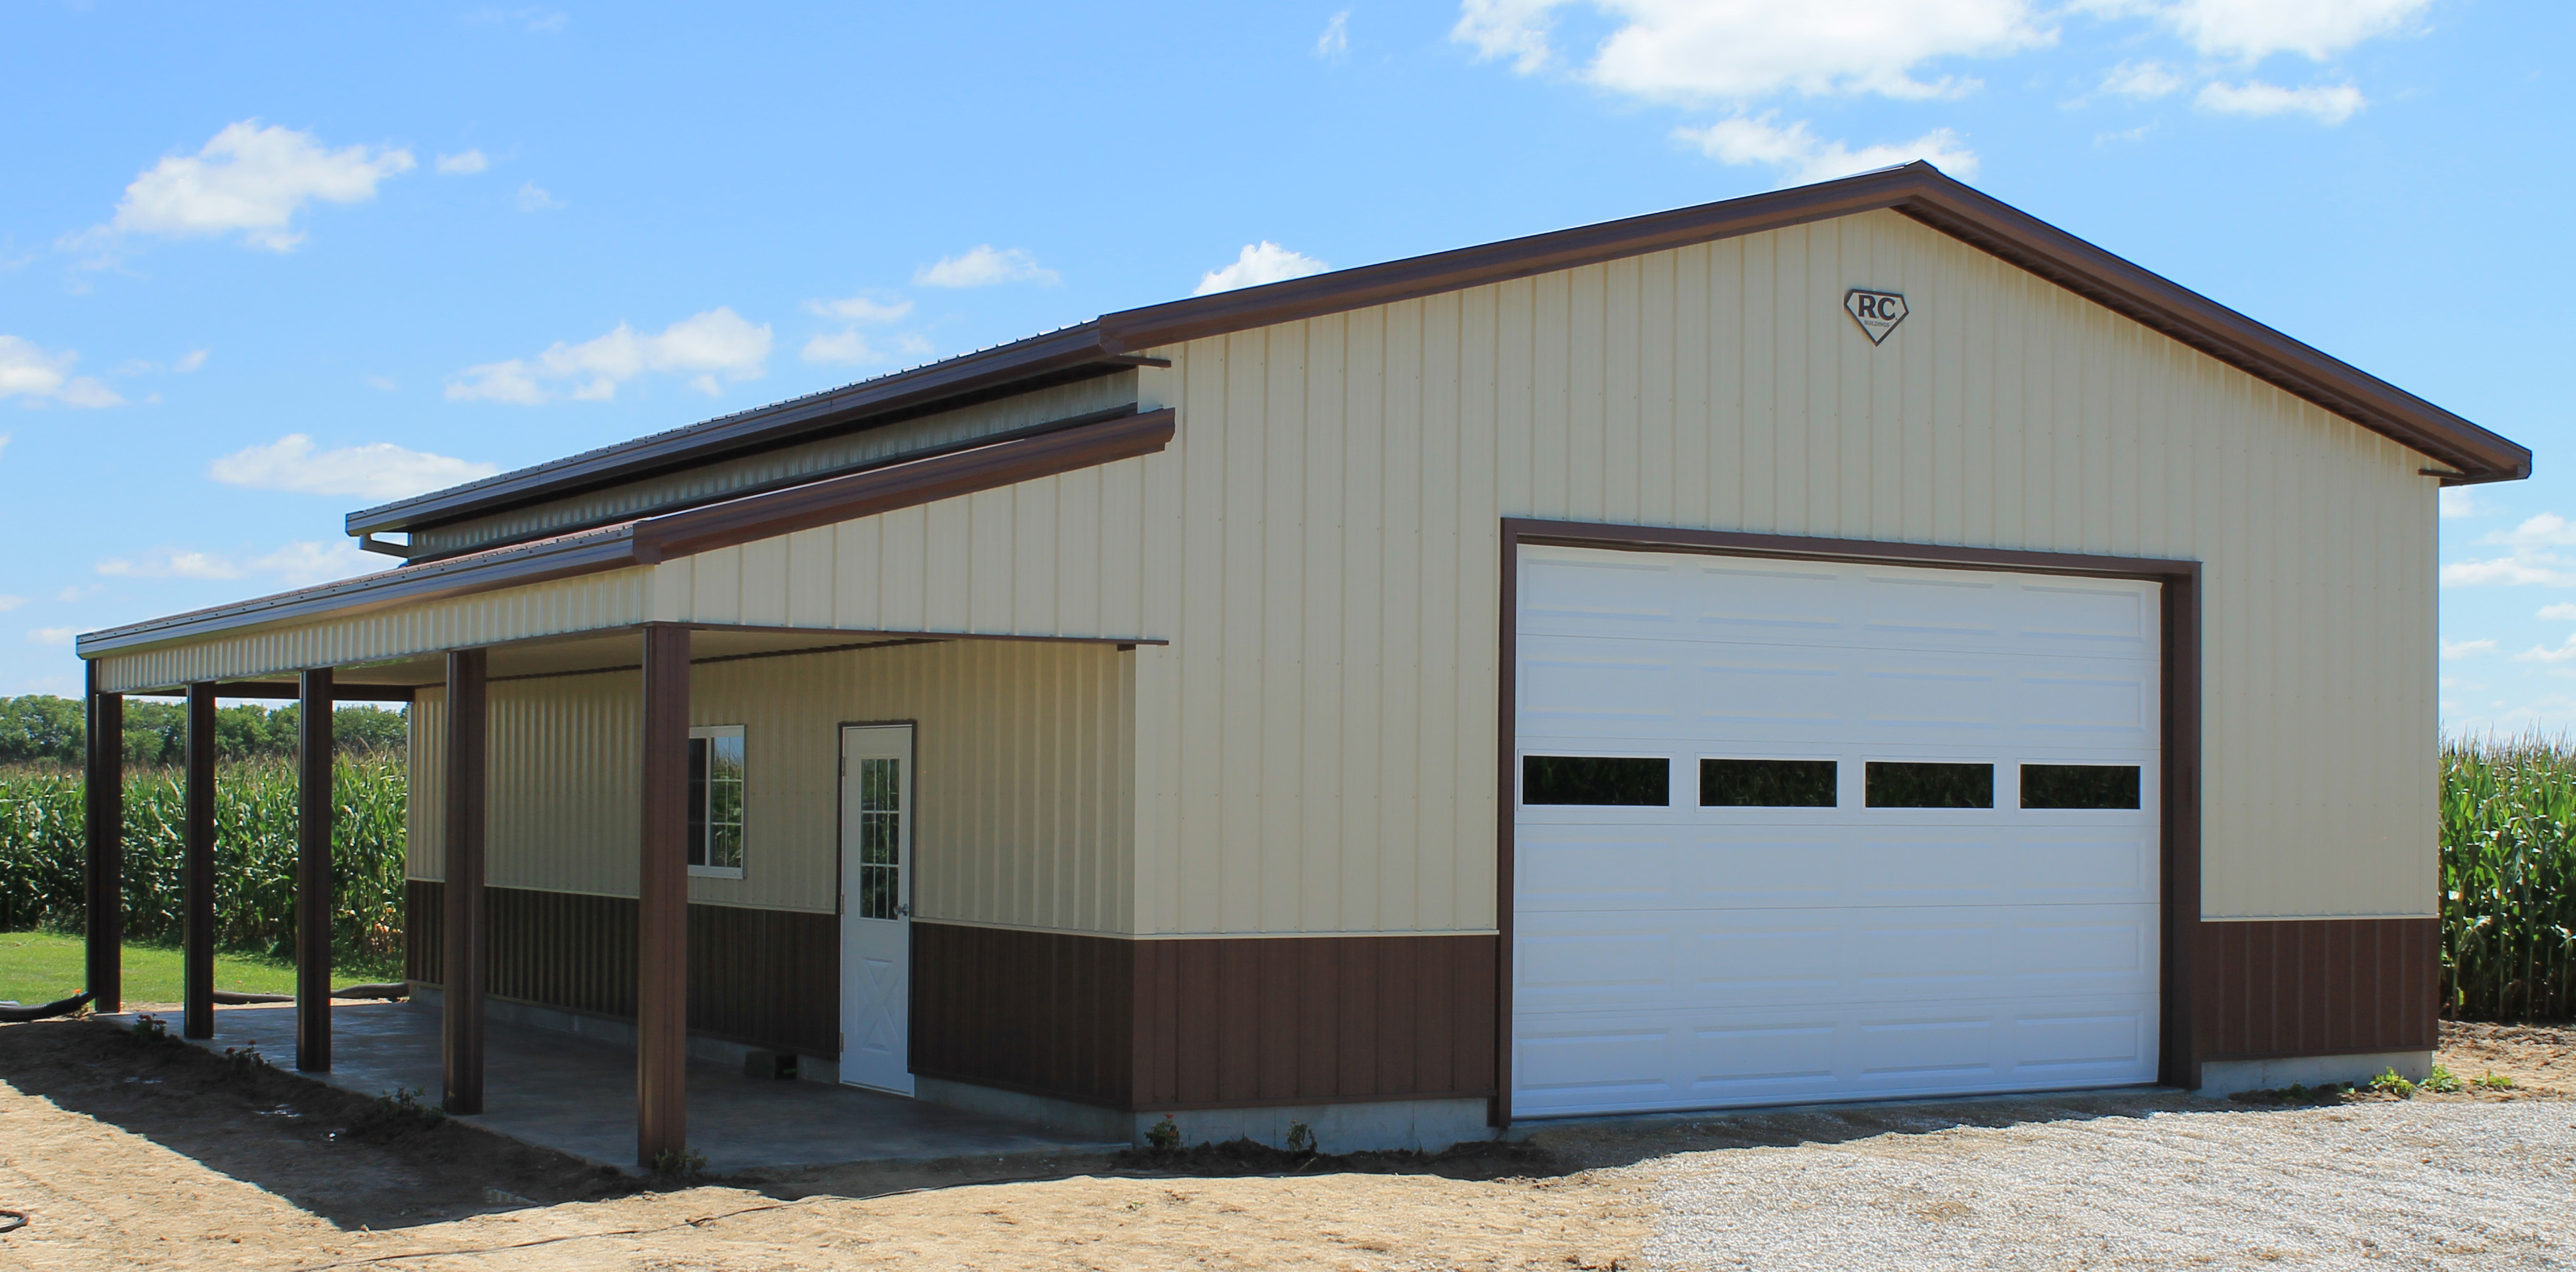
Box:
296 668 335 1071
182 683 217 1038
83 662 123 1013
442 650 488 1114
637 624 691 1166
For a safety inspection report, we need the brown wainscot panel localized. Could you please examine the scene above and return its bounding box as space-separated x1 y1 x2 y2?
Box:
404 880 837 1056
2195 918 2439 1060
908 922 1500 1111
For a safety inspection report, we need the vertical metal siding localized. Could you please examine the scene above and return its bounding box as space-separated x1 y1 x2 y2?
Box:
1122 207 2432 933
93 569 653 693
406 638 1136 932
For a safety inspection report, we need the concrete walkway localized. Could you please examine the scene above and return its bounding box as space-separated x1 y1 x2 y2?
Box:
102 1002 1121 1174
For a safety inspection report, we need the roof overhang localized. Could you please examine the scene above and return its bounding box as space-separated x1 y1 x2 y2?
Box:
1090 163 2528 485
83 408 1176 660
347 164 2524 549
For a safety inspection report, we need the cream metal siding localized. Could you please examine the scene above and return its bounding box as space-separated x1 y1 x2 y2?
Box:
1115 207 2434 930
93 568 654 694
412 372 1143 557
639 456 1159 641
407 639 1136 931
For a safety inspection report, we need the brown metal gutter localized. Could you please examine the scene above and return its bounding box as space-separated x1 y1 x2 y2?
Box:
81 409 1176 659
346 325 1160 537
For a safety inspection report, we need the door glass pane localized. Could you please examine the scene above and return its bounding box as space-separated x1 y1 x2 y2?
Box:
2021 763 2142 809
1700 759 1837 807
1864 761 1994 808
856 755 902 919
1522 755 1669 806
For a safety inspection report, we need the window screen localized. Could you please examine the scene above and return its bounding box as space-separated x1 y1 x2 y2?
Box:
1864 761 1994 808
687 729 745 872
855 756 904 919
2021 763 2142 809
1522 755 1669 806
1700 759 1837 807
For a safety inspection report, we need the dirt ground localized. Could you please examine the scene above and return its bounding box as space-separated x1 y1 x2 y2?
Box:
0 1015 2565 1271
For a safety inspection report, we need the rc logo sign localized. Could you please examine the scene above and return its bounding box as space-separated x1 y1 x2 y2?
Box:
1844 288 1908 345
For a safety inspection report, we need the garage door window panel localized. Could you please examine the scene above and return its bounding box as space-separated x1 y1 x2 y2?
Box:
1700 758 1837 807
2021 763 2143 810
1864 761 1995 809
1523 755 1670 806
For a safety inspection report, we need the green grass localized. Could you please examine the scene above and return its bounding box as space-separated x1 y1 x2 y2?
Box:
0 929 316 1004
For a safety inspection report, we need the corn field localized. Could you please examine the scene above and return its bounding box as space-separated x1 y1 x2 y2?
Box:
2442 736 2576 1021
0 757 408 967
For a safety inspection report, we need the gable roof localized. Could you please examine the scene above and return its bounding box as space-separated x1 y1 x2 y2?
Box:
350 161 2524 542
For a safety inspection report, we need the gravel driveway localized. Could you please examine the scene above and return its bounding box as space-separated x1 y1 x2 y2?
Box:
1646 1098 2574 1270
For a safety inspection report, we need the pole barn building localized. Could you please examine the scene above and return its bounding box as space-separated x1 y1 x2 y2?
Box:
75 163 2531 1159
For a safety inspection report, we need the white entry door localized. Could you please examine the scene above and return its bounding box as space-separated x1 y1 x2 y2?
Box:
839 724 915 1095
1513 545 2162 1118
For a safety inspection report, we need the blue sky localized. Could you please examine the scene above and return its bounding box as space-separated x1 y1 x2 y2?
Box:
1 2 2565 732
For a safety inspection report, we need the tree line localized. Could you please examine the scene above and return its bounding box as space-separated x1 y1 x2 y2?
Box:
0 694 408 768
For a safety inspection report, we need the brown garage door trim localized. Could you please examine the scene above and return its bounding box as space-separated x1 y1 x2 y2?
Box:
1494 518 2206 1126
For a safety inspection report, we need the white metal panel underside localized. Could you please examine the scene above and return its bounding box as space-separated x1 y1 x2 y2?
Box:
1513 544 2161 1118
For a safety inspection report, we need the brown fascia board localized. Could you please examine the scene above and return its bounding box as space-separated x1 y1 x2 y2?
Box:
81 409 1177 659
1092 162 2527 485
345 324 1154 537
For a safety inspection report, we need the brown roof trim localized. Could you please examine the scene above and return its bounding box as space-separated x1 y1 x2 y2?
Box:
1090 163 2523 484
347 165 2520 542
346 326 1160 537
81 409 1176 658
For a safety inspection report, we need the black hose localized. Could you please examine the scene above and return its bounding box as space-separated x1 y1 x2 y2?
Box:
0 992 92 1024
0 1208 25 1234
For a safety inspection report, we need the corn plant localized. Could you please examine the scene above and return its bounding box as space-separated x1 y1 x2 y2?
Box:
2441 735 2576 1021
0 756 408 971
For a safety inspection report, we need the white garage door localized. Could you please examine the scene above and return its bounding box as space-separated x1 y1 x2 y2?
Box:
1513 544 2160 1118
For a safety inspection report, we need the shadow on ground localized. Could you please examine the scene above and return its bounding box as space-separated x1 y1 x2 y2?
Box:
0 1016 628 1230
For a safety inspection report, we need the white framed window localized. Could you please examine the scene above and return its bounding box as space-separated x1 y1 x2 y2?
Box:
688 725 746 878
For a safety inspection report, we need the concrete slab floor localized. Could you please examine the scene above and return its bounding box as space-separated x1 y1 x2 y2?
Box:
99 1002 1123 1175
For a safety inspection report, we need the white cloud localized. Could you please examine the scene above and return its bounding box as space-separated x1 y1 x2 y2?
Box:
2438 487 2478 520
1453 0 2051 102
249 540 377 587
2441 637 2497 660
0 433 9 461
209 434 501 502
916 245 1058 287
805 293 914 324
2197 79 2364 124
2441 556 2576 588
28 627 74 647
436 150 490 175
95 540 376 589
1193 242 1332 296
95 120 413 253
2487 513 2576 550
2516 635 2576 665
173 349 209 373
1317 10 1352 62
2094 0 2434 61
0 335 124 408
802 330 887 366
1676 113 1980 183
0 595 22 612
2541 604 2576 621
364 375 398 392
2101 60 2183 98
515 181 565 212
446 307 773 404
98 549 244 580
